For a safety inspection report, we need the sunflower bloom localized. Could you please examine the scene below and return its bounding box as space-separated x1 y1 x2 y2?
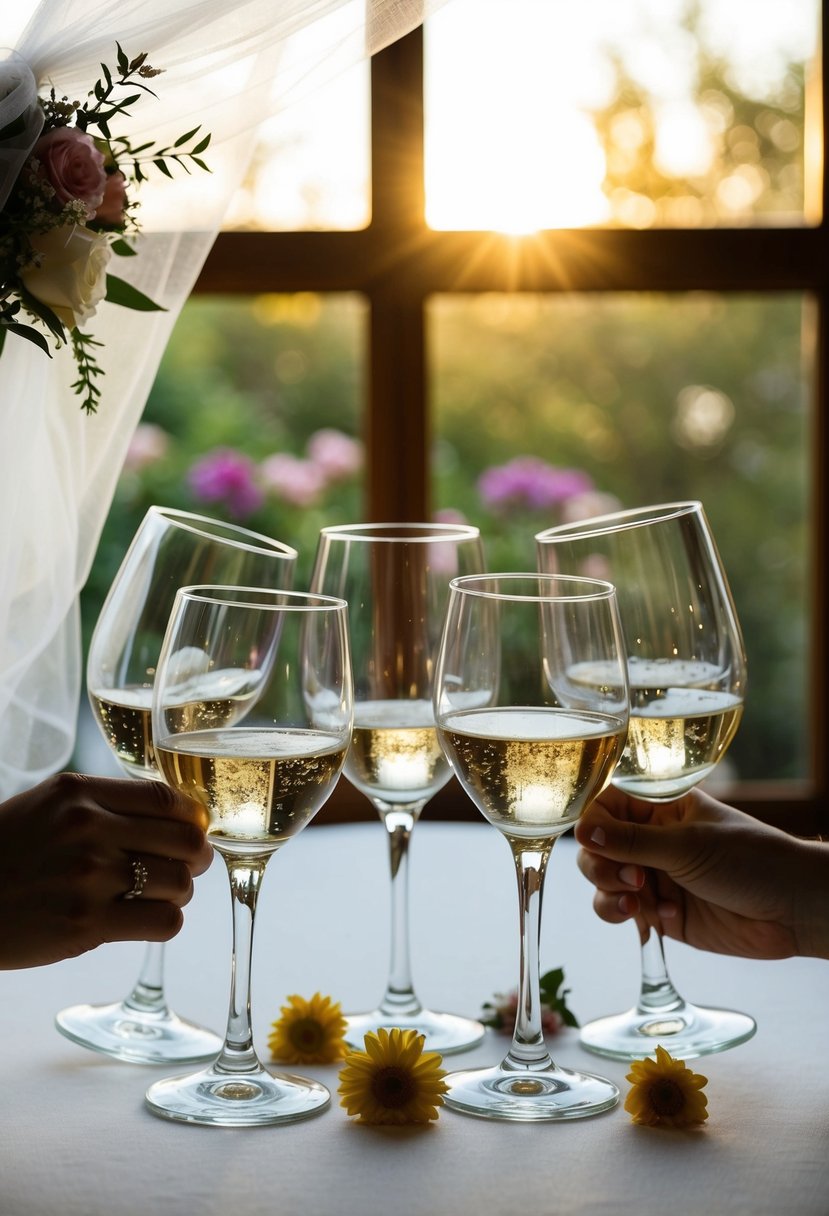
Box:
268 993 348 1065
624 1045 709 1128
338 1028 448 1125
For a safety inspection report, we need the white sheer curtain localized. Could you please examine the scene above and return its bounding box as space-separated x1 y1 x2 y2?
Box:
0 0 448 797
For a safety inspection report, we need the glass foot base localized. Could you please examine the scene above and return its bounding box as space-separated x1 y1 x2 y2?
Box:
443 1061 619 1122
145 1062 330 1127
345 1007 485 1055
579 1000 757 1061
55 1001 223 1065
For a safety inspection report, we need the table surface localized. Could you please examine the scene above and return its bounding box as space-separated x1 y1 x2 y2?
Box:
2 819 827 1216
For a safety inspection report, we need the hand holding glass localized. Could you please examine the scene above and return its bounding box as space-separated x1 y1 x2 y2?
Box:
145 586 352 1127
56 506 297 1065
434 573 629 1120
537 501 754 1060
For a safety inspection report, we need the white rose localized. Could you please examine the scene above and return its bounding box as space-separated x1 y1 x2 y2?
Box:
20 224 111 330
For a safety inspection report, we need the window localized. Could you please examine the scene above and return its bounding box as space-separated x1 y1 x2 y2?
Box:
142 5 828 823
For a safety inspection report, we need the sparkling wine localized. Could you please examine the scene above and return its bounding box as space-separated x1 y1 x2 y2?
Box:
346 699 452 804
155 727 347 855
90 670 262 780
568 658 743 800
438 706 626 842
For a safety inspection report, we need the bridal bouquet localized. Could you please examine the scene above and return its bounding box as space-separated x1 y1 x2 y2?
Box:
0 45 210 413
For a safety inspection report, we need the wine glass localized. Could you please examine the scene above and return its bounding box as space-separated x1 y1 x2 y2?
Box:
434 573 629 1120
55 506 297 1065
536 500 756 1060
145 585 352 1126
309 522 486 1054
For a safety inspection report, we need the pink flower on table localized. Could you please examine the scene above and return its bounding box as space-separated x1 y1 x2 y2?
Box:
32 127 107 216
478 457 594 513
486 989 564 1037
261 453 327 507
187 448 264 519
306 429 362 481
123 423 170 473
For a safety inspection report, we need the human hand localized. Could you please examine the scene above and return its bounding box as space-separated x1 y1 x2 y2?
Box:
0 771 213 969
574 785 829 961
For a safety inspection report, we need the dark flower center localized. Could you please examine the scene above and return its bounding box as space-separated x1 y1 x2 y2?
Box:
289 1017 324 1052
648 1079 686 1117
371 1066 417 1109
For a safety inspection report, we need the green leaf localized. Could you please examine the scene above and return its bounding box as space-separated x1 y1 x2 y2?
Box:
4 322 53 356
538 967 579 1028
116 43 129 75
191 157 211 173
191 134 211 155
110 238 137 257
174 125 201 147
18 288 66 342
153 158 173 178
105 274 166 312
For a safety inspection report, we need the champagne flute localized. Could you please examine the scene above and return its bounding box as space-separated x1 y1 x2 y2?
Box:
434 573 629 1120
309 522 486 1054
536 501 756 1060
56 506 297 1065
146 585 352 1126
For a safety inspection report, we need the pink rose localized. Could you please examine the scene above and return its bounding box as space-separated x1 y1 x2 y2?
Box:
33 127 106 216
93 169 128 226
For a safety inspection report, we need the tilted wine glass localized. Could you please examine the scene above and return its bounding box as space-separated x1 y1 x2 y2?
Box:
434 573 629 1120
145 585 352 1126
536 501 755 1060
56 506 297 1065
309 522 486 1054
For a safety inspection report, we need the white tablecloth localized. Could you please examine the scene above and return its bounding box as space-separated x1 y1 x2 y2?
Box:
1 820 827 1216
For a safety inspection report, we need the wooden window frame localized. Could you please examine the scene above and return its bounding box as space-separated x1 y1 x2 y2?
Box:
197 23 828 829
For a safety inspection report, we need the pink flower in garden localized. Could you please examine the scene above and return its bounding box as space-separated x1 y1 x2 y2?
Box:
433 507 470 526
478 457 594 513
559 490 623 524
32 127 107 215
123 423 170 473
306 429 363 481
188 448 264 519
261 453 327 507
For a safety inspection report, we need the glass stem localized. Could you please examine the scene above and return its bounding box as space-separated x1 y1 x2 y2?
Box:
375 800 426 1019
213 854 268 1076
502 844 554 1073
637 924 684 1013
123 942 169 1016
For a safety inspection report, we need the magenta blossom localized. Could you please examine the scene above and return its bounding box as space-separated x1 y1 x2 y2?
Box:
478 457 594 513
187 448 264 519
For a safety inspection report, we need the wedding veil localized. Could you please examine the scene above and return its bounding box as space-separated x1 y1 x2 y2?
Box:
0 0 449 797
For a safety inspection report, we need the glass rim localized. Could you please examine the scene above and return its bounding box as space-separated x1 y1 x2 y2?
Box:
148 505 298 560
175 584 348 612
535 500 704 543
449 572 618 603
317 520 480 543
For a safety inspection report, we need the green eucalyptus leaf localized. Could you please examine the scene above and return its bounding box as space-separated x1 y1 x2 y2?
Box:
105 274 166 312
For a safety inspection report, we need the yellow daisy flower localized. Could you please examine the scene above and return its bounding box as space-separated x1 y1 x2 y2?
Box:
268 992 348 1065
338 1028 448 1125
624 1044 709 1128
